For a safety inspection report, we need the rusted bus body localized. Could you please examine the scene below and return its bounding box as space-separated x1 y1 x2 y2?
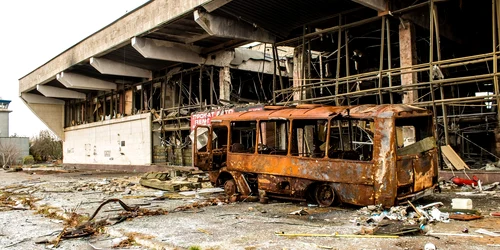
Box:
193 104 438 207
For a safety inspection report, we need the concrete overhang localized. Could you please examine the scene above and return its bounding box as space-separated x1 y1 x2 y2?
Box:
19 0 216 94
19 0 360 97
37 85 86 100
56 72 117 91
131 37 288 76
20 93 65 140
17 0 374 138
90 57 152 79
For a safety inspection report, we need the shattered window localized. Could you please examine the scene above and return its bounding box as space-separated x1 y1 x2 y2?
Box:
212 126 228 150
290 119 327 157
395 116 434 155
258 120 288 155
328 119 374 161
194 126 213 152
230 121 257 153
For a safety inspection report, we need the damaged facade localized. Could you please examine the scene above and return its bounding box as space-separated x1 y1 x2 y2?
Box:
18 0 500 170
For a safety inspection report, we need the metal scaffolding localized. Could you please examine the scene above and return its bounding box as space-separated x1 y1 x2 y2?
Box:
271 0 500 162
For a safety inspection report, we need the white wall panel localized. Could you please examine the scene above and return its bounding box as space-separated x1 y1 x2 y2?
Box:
63 113 151 165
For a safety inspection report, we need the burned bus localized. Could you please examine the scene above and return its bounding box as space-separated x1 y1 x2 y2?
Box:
193 104 438 207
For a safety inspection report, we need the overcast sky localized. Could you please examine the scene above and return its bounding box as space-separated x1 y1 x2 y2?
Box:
0 0 148 138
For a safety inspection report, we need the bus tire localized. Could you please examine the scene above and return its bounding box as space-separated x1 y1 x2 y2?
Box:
224 179 237 197
314 183 335 207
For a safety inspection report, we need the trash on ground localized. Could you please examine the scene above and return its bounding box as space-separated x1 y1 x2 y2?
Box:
424 242 436 250
448 214 482 221
289 208 309 216
451 198 473 209
139 171 211 192
451 176 478 186
178 187 224 196
476 228 500 237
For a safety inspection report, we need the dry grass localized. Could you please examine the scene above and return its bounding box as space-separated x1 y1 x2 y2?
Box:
0 190 40 211
35 205 66 220
0 191 16 206
19 196 41 209
112 232 154 248
113 236 136 248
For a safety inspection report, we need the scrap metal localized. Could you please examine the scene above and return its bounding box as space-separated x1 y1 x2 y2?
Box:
195 104 438 207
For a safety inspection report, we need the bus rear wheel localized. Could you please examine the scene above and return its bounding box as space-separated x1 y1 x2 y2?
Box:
314 183 335 207
224 179 237 197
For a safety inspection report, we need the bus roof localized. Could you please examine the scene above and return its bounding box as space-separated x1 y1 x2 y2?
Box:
214 104 431 121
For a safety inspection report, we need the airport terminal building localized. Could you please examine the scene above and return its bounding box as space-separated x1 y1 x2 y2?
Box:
18 0 500 170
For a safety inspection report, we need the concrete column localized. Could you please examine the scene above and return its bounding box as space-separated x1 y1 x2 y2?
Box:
496 127 500 157
399 20 418 104
293 47 304 102
399 20 418 146
165 82 175 108
219 66 231 101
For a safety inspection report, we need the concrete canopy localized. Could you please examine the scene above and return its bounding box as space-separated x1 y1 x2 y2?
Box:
20 93 65 140
90 57 152 79
131 37 204 65
131 37 282 75
18 0 363 139
194 10 275 43
56 72 116 91
19 0 216 94
36 85 86 100
21 93 65 105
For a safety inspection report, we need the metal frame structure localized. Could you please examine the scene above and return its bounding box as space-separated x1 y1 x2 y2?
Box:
270 0 500 163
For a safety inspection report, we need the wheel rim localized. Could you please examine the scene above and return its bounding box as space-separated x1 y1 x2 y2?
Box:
224 179 237 196
315 184 335 207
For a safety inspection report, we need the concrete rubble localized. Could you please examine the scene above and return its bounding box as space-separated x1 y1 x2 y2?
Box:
138 170 210 192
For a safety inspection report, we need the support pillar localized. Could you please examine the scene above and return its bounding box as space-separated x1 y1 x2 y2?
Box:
399 20 418 146
219 67 231 102
165 82 175 109
399 20 418 104
293 47 304 102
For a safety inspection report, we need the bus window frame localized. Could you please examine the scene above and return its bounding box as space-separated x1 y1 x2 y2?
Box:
229 120 258 155
327 117 375 162
289 118 329 158
257 119 290 156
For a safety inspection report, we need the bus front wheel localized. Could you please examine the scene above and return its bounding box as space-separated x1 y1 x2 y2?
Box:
314 183 335 207
224 179 237 197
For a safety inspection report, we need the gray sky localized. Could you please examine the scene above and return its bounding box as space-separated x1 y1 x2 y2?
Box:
0 0 148 138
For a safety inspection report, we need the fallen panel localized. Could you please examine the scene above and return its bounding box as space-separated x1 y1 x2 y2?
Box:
441 145 469 170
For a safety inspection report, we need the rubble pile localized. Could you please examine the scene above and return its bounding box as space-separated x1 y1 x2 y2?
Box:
37 177 140 194
354 202 451 235
139 170 211 192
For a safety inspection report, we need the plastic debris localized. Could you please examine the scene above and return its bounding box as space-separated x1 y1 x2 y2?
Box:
476 229 500 237
424 242 436 250
289 208 309 216
451 198 473 210
451 176 478 186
